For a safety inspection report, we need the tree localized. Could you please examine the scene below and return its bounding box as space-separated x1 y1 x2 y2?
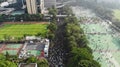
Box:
0 15 4 22
48 6 58 18
78 60 100 67
48 33 55 40
37 58 49 67
65 16 78 24
0 54 17 67
0 60 17 67
5 51 10 60
67 47 94 67
63 6 73 15
24 56 49 67
48 23 57 33
26 56 38 63
77 35 88 47
0 54 6 61
66 23 80 36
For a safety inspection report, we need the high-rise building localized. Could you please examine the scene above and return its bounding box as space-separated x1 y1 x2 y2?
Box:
40 0 44 14
44 0 56 8
26 0 37 14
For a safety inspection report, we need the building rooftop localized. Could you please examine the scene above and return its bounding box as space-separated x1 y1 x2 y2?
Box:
19 36 49 58
19 63 37 67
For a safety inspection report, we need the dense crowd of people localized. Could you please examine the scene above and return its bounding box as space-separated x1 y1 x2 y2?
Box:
81 17 120 67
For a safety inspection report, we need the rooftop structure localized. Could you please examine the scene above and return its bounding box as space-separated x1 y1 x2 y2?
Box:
19 63 37 67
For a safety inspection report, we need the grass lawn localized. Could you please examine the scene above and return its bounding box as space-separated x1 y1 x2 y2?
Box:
113 9 120 21
0 23 48 41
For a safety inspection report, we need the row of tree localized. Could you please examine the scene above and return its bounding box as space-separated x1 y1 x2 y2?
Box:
62 15 100 67
47 6 58 43
47 5 101 67
0 52 49 67
22 56 49 67
0 14 44 22
0 54 17 67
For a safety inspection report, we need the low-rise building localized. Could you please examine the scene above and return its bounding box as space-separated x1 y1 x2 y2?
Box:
19 63 37 67
19 36 50 58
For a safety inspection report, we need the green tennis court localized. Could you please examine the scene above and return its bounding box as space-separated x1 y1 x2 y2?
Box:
6 44 22 49
27 50 41 56
2 50 18 55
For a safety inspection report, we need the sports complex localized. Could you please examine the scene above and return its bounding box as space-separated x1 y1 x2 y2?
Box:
0 22 49 58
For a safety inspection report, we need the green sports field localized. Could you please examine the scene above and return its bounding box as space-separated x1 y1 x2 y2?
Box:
113 9 120 21
0 23 48 41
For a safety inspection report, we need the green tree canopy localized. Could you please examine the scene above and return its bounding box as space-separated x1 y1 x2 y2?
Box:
37 58 49 67
67 47 94 67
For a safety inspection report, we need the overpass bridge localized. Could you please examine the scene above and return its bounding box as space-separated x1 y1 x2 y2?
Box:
56 0 76 9
44 14 67 18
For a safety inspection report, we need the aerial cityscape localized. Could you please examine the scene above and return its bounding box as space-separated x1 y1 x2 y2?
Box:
0 0 120 67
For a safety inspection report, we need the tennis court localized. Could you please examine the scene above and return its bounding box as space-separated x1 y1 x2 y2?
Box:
5 44 22 49
0 43 23 55
0 44 4 48
27 50 41 56
2 50 18 55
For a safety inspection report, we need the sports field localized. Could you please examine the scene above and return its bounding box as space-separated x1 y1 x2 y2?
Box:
113 9 120 21
0 23 48 41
